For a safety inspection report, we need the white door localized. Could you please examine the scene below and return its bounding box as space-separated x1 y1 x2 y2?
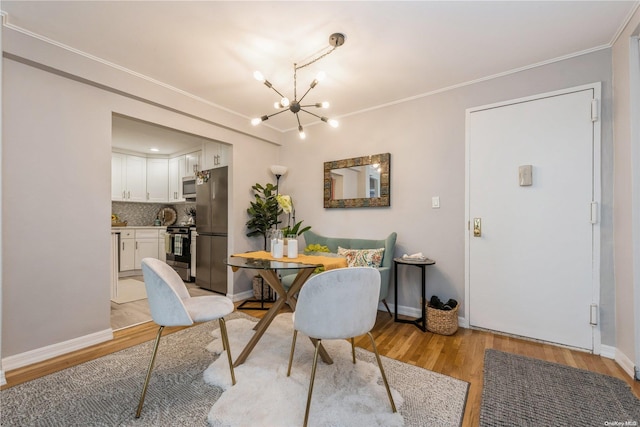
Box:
466 85 600 351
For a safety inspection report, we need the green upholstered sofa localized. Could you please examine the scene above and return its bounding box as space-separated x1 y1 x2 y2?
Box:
281 230 397 315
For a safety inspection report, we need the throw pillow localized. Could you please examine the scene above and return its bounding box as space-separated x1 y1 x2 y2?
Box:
337 247 385 268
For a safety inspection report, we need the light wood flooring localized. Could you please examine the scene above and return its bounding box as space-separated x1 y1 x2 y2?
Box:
3 302 639 427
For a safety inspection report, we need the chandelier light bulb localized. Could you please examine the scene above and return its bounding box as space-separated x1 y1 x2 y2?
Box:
251 117 261 126
316 71 326 81
253 71 265 82
298 125 306 139
321 101 330 108
274 101 281 109
280 97 290 108
321 116 339 128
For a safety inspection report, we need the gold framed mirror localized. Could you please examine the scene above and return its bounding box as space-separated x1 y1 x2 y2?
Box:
324 153 390 208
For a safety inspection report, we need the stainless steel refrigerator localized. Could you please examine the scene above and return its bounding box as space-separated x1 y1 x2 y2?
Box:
195 166 228 294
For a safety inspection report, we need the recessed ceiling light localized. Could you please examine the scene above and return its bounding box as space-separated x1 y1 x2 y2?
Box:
149 148 160 152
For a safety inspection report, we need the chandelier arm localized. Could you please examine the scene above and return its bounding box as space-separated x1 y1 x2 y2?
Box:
300 103 322 108
263 109 289 120
268 85 287 100
298 86 314 104
299 108 322 119
295 112 302 127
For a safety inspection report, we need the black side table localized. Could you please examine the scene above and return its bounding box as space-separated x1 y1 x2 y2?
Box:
393 257 436 332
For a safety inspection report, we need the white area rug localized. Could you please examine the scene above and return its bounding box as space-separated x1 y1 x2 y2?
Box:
204 313 468 427
111 278 147 304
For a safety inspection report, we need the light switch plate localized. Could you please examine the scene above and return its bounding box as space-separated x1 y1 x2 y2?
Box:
432 196 440 208
519 165 533 186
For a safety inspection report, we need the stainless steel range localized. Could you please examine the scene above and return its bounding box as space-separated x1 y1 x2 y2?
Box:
165 225 195 281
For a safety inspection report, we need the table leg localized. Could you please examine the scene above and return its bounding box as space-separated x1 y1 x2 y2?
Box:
233 267 333 366
233 288 287 367
421 265 426 332
394 261 399 322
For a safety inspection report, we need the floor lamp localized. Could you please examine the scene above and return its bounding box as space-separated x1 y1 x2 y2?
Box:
238 164 289 311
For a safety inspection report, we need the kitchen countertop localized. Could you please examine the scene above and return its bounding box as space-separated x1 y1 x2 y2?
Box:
111 226 168 234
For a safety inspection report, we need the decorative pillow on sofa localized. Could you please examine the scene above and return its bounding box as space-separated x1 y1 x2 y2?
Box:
337 247 385 268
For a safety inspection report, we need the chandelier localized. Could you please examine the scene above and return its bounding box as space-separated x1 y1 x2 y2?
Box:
251 33 346 139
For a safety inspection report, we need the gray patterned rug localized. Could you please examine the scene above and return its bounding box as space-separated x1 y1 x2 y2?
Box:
480 349 640 427
1 312 468 426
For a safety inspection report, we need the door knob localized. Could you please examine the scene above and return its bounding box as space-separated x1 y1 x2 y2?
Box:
473 218 482 237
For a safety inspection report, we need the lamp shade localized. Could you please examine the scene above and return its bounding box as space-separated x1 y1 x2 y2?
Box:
270 165 288 177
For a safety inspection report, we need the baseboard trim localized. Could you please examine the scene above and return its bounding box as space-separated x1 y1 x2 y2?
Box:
613 347 637 379
600 344 616 359
2 329 114 372
230 289 254 303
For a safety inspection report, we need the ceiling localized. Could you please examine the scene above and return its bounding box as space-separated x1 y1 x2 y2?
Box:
2 1 638 143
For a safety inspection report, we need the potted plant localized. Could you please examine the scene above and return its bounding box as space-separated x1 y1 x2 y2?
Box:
246 183 282 250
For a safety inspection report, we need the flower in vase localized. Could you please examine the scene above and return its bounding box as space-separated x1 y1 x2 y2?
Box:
276 194 293 214
276 194 311 237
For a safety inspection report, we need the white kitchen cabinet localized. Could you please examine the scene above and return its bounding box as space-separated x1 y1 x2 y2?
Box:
185 151 201 175
111 232 119 299
202 142 228 169
168 156 184 202
111 153 147 202
135 239 158 269
119 229 135 272
134 229 160 269
117 228 164 272
111 153 126 200
168 151 201 202
146 158 169 202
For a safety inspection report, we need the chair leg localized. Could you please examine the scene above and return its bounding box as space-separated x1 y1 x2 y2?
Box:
350 337 356 364
287 329 298 377
382 299 392 317
136 325 164 418
303 339 322 427
218 318 236 386
367 332 397 413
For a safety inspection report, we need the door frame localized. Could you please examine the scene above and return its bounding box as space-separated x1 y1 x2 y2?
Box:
464 83 602 353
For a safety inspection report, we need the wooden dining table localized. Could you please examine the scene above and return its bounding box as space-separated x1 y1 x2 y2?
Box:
225 251 347 367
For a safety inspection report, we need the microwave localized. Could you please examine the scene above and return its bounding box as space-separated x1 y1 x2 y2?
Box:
182 176 197 200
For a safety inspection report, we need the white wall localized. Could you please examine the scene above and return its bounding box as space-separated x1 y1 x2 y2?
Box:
280 49 617 345
612 7 640 377
1 27 281 364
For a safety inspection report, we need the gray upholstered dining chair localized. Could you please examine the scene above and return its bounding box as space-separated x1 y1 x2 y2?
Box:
135 258 236 418
286 267 396 427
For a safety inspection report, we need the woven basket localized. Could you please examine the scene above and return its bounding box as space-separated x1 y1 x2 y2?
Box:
426 304 459 335
252 276 273 301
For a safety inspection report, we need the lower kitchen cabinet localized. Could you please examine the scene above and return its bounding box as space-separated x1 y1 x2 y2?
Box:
134 239 159 269
119 229 135 272
117 227 164 272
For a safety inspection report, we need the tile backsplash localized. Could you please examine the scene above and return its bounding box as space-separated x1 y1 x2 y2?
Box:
112 202 196 226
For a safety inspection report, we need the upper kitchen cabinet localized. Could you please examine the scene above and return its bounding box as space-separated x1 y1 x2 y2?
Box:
185 151 201 175
146 158 169 202
111 153 147 202
168 156 185 202
202 142 229 169
168 150 201 202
